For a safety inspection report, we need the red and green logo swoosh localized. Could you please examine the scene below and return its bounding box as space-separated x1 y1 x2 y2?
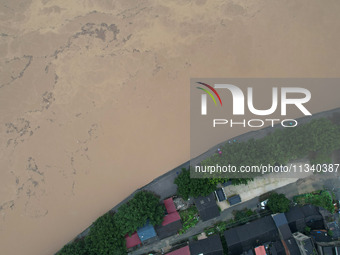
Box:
196 82 223 106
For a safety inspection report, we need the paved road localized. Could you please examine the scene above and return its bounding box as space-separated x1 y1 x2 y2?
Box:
129 173 340 255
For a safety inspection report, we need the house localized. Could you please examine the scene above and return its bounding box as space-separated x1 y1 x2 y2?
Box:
285 206 305 233
165 246 190 255
285 205 324 233
283 237 300 255
293 232 317 255
272 213 301 254
215 188 227 202
224 216 280 255
228 194 242 206
189 234 224 255
310 230 332 242
156 198 182 239
125 231 141 250
194 193 220 221
301 205 324 229
136 220 158 245
272 213 292 240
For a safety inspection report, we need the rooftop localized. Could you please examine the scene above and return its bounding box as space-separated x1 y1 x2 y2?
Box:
228 194 242 206
156 220 182 240
164 197 177 214
194 193 220 221
215 188 226 202
125 232 141 249
166 246 190 255
137 221 157 242
156 198 182 239
224 216 280 254
254 246 266 255
189 234 224 255
272 213 288 227
283 238 300 255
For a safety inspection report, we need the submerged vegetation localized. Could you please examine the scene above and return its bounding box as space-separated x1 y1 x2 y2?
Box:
201 118 340 175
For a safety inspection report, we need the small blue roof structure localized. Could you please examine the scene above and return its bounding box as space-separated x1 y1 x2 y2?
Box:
272 213 288 227
228 195 241 206
215 188 226 202
137 220 157 242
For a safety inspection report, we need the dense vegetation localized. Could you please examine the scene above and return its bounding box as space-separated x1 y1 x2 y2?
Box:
115 191 165 235
86 213 126 255
174 168 217 199
267 193 291 213
294 190 335 213
58 191 164 255
174 168 251 199
57 213 125 255
201 118 340 175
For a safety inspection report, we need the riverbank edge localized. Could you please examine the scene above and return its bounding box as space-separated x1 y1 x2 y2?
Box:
68 106 340 245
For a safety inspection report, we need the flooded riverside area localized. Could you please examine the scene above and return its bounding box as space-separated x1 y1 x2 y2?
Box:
1 0 340 254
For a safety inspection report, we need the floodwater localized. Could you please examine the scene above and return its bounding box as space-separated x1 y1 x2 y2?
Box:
0 1 340 254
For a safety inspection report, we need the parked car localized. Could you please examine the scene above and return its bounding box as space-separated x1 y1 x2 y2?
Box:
258 199 268 210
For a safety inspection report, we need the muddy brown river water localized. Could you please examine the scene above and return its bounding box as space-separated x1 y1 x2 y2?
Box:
1 1 340 254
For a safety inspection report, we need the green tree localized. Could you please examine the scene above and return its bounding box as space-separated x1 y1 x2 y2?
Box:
114 191 165 235
57 213 126 255
267 193 291 213
85 212 126 255
57 239 87 255
174 168 216 199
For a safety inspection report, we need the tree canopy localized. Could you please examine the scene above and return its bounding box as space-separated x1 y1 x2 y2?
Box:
114 191 165 235
58 191 165 254
267 193 291 213
58 213 125 255
174 168 216 199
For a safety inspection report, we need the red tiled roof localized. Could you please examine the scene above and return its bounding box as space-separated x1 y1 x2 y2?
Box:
164 198 177 214
125 232 141 249
255 246 266 255
166 246 190 255
162 211 181 226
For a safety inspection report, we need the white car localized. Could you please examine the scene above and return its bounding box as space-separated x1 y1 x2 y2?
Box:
258 199 268 210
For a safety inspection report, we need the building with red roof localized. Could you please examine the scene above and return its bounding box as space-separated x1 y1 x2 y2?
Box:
166 246 190 255
164 197 177 214
125 232 141 249
254 246 266 255
155 197 182 239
